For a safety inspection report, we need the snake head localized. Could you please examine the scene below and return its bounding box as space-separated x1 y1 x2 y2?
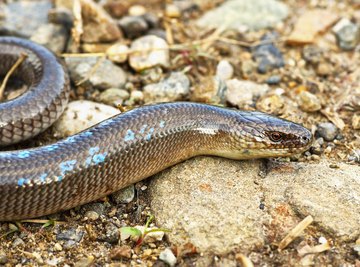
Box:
209 110 314 160
234 111 313 158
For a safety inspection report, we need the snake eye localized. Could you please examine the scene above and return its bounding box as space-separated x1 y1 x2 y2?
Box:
268 131 283 142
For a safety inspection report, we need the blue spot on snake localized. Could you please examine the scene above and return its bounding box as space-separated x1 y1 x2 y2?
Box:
66 136 77 143
89 146 100 155
83 131 93 137
85 157 92 167
39 173 48 183
85 147 107 166
17 178 26 186
17 151 30 158
124 129 135 141
93 153 107 164
159 121 165 128
140 125 147 134
146 128 155 141
59 160 77 176
45 144 59 151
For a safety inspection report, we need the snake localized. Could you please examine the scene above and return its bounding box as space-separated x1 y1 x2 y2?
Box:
0 37 312 221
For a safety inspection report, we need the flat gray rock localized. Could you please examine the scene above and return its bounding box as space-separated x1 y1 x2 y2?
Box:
150 157 360 254
0 0 52 37
65 57 127 90
264 160 360 241
149 157 268 254
196 0 288 31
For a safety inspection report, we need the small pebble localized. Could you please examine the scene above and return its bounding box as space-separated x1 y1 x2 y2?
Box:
352 114 360 129
310 154 320 161
130 90 144 103
54 243 63 251
297 91 321 112
348 150 360 163
216 60 234 80
287 9 338 44
1 0 52 37
106 43 129 63
81 202 106 216
12 237 25 248
128 5 146 16
110 245 132 259
316 122 339 142
310 141 322 155
266 75 281 85
101 223 120 244
324 146 332 154
53 100 120 137
48 7 74 28
142 13 160 28
190 76 226 104
129 35 170 71
32 252 44 264
256 94 284 114
65 57 127 90
159 248 177 267
196 0 288 31
56 228 85 248
252 32 284 74
30 23 68 53
111 185 135 204
165 4 181 18
143 72 190 103
332 18 360 51
80 0 122 43
85 211 100 221
302 46 323 65
354 243 360 256
0 250 8 264
140 185 148 191
143 249 152 257
99 88 130 106
316 62 332 76
74 256 95 267
118 16 149 39
225 79 269 108
103 1 129 18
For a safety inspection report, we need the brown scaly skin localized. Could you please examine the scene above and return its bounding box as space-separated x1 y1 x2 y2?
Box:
0 37 312 221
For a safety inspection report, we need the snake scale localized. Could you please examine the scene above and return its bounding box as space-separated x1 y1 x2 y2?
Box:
0 37 312 221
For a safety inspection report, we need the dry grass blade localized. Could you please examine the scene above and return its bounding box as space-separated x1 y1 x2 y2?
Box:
61 36 276 60
320 108 346 130
0 53 27 101
235 253 254 267
75 56 106 86
72 0 83 47
297 242 331 256
278 215 314 250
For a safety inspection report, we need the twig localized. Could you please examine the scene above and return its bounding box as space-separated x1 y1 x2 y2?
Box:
0 53 27 100
60 36 282 86
61 36 279 59
278 215 313 250
218 36 286 48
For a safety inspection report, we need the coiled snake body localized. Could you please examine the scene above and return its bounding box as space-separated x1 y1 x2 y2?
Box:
0 37 312 221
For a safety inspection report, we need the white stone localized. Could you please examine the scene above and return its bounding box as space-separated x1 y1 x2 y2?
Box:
129 35 169 71
159 248 177 267
53 100 120 137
